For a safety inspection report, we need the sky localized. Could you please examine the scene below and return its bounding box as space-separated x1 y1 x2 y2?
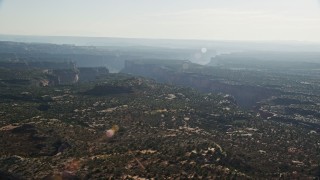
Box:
0 0 320 42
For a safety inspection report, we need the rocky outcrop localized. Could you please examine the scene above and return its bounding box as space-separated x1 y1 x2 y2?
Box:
0 124 67 157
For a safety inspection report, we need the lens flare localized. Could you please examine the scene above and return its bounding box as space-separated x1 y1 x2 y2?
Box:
106 129 115 137
201 47 207 53
105 125 119 138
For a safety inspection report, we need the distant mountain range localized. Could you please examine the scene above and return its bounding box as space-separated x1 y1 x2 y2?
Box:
1 34 320 52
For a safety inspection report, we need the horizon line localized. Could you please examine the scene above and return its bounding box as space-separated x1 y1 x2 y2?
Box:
1 33 320 44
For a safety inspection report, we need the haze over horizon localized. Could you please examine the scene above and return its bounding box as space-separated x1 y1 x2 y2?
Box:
1 0 320 42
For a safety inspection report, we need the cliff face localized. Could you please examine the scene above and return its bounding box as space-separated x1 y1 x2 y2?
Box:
49 67 110 85
0 61 110 85
50 69 79 85
122 61 280 109
0 61 76 70
78 67 109 82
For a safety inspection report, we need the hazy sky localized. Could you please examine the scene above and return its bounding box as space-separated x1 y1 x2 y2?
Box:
1 0 320 41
